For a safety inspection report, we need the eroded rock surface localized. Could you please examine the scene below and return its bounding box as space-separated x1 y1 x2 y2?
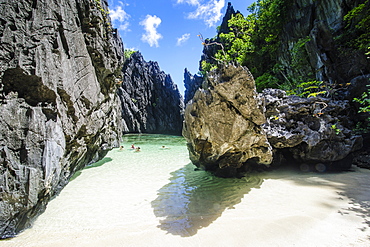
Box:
262 89 363 171
183 65 273 177
183 67 364 176
280 0 369 84
0 0 123 238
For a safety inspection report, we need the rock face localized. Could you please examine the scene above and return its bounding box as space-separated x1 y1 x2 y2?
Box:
183 65 273 177
118 52 184 135
182 1 368 176
0 0 124 238
198 3 238 71
279 0 369 85
201 1 369 90
262 89 363 171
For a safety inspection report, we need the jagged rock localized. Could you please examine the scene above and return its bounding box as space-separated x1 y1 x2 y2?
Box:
182 1 368 175
262 89 363 170
0 0 123 238
218 2 239 35
353 146 370 169
183 65 273 177
198 3 236 72
184 68 203 105
183 68 364 175
118 52 184 135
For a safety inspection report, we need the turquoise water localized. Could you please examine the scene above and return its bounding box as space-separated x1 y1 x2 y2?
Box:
2 134 370 246
119 134 264 237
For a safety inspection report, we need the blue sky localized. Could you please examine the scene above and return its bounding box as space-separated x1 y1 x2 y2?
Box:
107 0 256 95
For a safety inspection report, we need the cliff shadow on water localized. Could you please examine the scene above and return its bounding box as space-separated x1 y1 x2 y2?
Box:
151 163 264 237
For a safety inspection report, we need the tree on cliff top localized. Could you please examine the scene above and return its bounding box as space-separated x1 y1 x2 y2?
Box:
201 0 369 93
200 0 292 91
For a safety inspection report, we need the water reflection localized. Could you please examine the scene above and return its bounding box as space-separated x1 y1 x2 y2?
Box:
151 163 264 237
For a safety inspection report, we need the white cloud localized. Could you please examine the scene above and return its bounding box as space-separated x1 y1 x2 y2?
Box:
177 0 200 5
176 33 191 46
118 23 130 31
109 5 130 31
140 15 163 47
178 0 225 27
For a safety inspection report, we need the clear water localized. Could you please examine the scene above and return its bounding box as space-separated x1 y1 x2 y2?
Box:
2 134 370 247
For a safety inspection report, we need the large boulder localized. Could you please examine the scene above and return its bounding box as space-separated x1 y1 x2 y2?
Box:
118 52 184 135
0 0 123 238
183 68 364 176
183 65 273 177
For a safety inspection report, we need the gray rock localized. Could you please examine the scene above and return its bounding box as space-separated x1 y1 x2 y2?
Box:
279 0 369 84
183 68 363 175
118 52 184 135
0 0 123 238
262 88 363 169
182 1 368 175
183 65 273 177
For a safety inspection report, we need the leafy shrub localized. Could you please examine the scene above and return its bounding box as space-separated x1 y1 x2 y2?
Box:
354 86 370 111
343 0 370 51
124 49 137 59
200 60 218 76
255 73 279 92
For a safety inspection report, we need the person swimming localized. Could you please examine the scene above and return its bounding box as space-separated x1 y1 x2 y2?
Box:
135 147 141 152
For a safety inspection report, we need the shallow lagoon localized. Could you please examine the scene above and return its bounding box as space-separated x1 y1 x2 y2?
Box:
2 134 370 246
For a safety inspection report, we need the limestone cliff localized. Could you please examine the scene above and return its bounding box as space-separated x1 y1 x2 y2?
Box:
118 52 184 135
200 1 369 91
182 1 368 176
0 0 124 238
279 0 369 85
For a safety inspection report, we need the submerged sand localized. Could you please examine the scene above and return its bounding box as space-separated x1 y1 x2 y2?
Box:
2 135 370 247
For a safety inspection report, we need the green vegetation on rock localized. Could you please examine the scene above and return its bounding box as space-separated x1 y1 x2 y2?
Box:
201 0 369 94
124 49 137 59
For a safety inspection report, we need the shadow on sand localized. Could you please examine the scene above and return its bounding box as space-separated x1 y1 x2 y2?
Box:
151 163 264 237
69 157 113 181
151 163 370 238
